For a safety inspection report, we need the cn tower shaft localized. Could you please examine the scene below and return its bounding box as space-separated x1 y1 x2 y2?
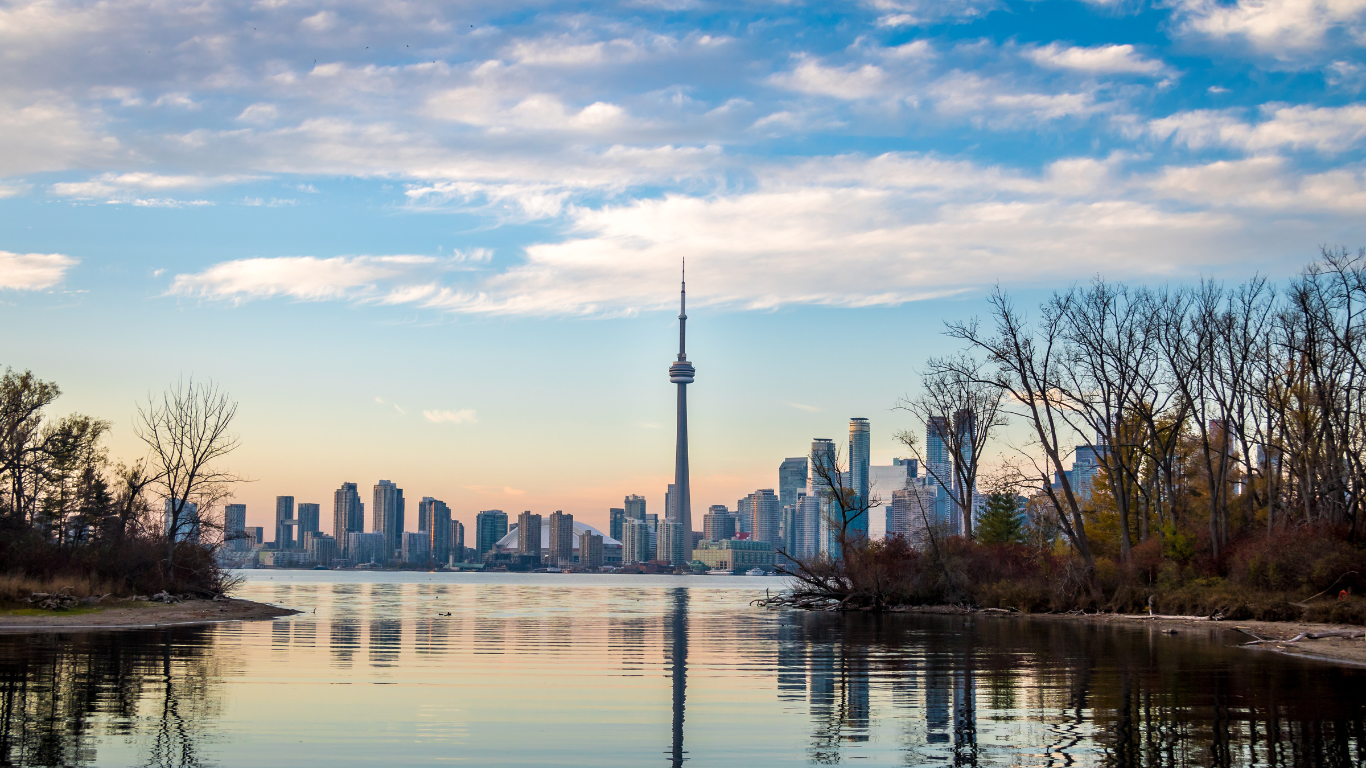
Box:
667 265 695 561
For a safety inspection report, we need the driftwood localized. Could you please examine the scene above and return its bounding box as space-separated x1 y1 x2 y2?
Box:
1123 614 1217 621
1242 629 1366 646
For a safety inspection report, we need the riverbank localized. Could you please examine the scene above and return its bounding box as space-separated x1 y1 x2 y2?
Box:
0 597 298 632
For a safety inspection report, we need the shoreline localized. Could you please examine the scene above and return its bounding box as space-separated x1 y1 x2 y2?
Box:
0 597 299 633
888 605 1366 667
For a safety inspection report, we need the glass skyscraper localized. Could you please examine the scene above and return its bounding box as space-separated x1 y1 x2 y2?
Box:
333 482 364 558
778 457 808 511
475 510 508 560
372 480 405 562
848 418 870 538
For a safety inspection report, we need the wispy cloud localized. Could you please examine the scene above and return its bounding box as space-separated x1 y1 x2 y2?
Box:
785 402 823 412
1026 43 1167 75
424 408 477 424
0 251 79 290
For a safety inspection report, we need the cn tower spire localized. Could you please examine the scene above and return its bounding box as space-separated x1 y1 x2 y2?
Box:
668 258 695 563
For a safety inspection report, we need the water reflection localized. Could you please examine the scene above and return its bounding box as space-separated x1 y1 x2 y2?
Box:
1 576 1364 767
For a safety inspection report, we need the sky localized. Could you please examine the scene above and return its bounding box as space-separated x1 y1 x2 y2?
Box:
2 0 1365 537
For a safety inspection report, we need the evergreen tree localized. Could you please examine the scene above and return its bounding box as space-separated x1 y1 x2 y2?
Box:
977 491 1024 545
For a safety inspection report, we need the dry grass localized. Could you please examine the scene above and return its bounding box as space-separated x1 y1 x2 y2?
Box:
0 573 125 608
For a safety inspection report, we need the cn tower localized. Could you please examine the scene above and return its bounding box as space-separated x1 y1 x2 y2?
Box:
668 260 695 561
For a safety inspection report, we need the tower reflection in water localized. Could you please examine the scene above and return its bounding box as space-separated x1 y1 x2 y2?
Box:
2 579 1366 767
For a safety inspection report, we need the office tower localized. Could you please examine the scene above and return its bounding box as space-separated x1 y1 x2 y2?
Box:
609 508 626 541
751 489 781 546
547 511 574 566
164 499 200 543
624 494 646 520
297 503 321 544
307 533 338 566
347 531 386 564
517 511 542 558
889 482 940 544
275 496 295 549
475 510 508 559
926 417 953 528
703 509 736 541
658 519 686 566
736 496 753 535
848 418 870 538
809 438 837 554
333 482 364 558
401 531 430 564
372 480 405 562
795 493 821 558
667 261 696 562
665 483 677 521
872 459 918 536
645 513 659 560
451 520 466 562
419 497 452 564
579 529 604 568
952 409 976 534
248 526 263 549
894 456 919 476
224 504 247 551
621 518 651 564
778 457 808 511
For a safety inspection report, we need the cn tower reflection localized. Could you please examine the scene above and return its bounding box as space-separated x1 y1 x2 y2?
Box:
666 587 688 766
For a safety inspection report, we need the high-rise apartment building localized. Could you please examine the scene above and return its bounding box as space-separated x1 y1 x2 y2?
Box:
401 531 430 564
658 519 686 566
248 526 263 548
517 511 542 558
164 499 200 543
224 504 247 551
372 481 405 562
451 520 466 562
547 511 574 566
579 529 604 568
952 409 976 535
333 482 364 557
795 492 822 559
665 483 677 521
307 533 338 566
809 438 837 554
347 531 386 564
624 494 646 520
926 417 953 529
779 457 808 511
475 510 508 559
751 489 781 546
703 509 736 541
297 503 321 544
609 508 626 542
419 497 452 564
848 418 870 538
889 482 940 544
275 496 295 550
736 496 753 535
621 518 651 564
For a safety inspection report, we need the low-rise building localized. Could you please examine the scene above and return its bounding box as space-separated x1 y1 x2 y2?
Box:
692 539 775 573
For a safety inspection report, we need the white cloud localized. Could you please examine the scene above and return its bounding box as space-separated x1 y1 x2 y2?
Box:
423 408 477 424
1026 43 1166 75
870 0 1002 26
1171 0 1366 57
768 57 887 99
237 103 279 124
931 72 1099 121
168 255 440 302
1149 103 1366 153
51 172 258 200
0 251 79 290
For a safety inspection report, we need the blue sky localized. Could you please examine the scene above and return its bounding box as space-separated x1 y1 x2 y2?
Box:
3 0 1365 535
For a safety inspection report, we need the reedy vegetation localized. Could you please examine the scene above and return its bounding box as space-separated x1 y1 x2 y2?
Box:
774 247 1366 621
0 370 240 604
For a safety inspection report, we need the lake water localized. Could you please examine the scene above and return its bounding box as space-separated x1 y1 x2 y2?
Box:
1 571 1363 767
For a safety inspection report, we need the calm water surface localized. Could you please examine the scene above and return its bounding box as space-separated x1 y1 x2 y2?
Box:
1 571 1363 767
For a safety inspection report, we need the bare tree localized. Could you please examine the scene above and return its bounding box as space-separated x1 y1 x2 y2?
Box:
135 379 243 575
894 353 1005 539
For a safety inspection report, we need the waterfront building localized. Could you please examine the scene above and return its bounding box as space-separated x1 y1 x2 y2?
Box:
751 489 781 546
645 513 659 558
667 261 696 562
224 504 247 551
475 510 508 559
248 526 263 548
848 418 870 538
609 507 626 541
401 531 431 564
373 480 405 562
347 531 386 565
547 511 574 566
809 438 838 555
419 497 452 564
703 508 736 541
297 503 321 544
952 409 976 535
926 417 953 528
658 519 685 566
164 499 200 543
451 520 466 562
795 493 821 558
624 494 646 520
333 482 364 558
494 521 621 564
736 496 753 535
779 457 808 512
579 529 604 568
517 512 542 558
275 496 295 549
307 533 338 566
692 539 775 573
622 518 652 564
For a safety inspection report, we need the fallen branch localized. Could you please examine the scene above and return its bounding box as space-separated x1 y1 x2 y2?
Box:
1242 629 1366 646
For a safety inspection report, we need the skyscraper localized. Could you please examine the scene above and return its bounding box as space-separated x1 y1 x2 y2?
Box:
665 483 677 521
475 510 508 560
778 457 808 511
667 260 695 562
333 482 364 558
658 519 686 566
275 496 295 550
451 519 466 562
926 417 952 528
297 503 321 544
419 497 452 564
547 511 574 566
624 495 646 520
703 508 736 541
953 409 976 535
622 518 651 564
751 489 781 546
848 418 870 538
517 511 542 559
579 529 604 568
224 504 247 551
809 438 837 555
373 480 405 562
609 507 626 541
